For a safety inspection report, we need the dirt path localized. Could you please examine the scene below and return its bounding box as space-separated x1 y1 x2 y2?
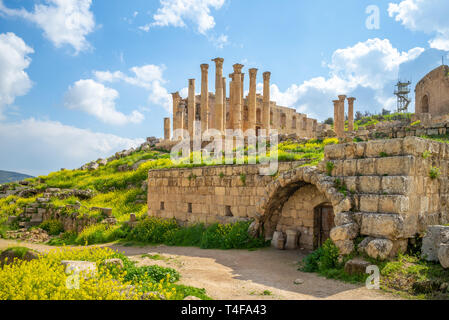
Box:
0 239 401 300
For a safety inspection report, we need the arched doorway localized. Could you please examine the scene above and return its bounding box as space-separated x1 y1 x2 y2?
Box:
313 203 335 249
422 95 429 113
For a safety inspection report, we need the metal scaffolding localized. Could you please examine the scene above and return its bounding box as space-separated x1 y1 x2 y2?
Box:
394 81 411 113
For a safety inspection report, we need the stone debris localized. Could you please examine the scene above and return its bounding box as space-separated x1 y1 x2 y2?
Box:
344 258 371 275
6 228 50 243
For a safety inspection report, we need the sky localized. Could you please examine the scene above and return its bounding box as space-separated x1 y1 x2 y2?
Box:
0 0 448 176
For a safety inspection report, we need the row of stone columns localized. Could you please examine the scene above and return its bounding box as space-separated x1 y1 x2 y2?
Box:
169 58 273 139
333 95 356 137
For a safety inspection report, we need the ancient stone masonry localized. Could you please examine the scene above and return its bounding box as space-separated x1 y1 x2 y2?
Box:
415 65 449 117
167 58 326 140
148 136 449 259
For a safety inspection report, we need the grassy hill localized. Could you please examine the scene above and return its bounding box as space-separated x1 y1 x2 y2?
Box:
0 138 333 246
0 170 33 184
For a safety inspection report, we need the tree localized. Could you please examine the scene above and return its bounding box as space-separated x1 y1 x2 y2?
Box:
381 108 391 116
355 111 363 121
324 117 334 125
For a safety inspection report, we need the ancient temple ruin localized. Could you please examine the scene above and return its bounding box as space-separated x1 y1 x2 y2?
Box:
165 58 325 140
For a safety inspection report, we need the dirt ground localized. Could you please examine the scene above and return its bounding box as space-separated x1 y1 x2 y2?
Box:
0 239 401 300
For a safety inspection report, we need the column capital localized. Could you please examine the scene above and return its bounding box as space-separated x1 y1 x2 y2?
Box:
347 97 356 103
263 71 271 81
200 64 209 71
171 91 180 98
189 78 195 85
233 63 244 73
212 57 224 66
338 95 347 101
249 68 258 78
332 100 340 105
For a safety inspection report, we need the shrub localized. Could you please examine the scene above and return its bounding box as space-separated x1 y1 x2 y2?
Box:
124 265 180 283
301 239 340 273
39 219 64 236
429 167 440 180
326 162 334 176
127 217 179 244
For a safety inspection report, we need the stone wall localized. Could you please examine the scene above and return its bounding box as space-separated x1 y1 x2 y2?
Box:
147 136 449 259
147 161 307 226
415 65 449 116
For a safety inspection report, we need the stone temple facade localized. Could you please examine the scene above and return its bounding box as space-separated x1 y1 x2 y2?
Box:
164 58 324 140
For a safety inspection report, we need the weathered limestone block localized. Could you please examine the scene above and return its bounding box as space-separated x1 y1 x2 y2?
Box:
334 212 354 226
285 229 299 250
375 156 413 176
356 158 376 175
334 240 354 255
330 223 359 241
324 144 345 160
381 176 411 194
365 238 393 260
421 225 449 261
438 244 449 269
360 213 404 240
378 195 409 214
358 176 381 194
271 231 285 250
344 258 371 275
103 258 124 269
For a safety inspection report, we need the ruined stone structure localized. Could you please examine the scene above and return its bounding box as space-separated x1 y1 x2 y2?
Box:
415 65 449 117
168 58 323 139
333 95 356 138
148 136 449 259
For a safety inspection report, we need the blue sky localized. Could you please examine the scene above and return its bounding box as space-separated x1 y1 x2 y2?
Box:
0 0 448 176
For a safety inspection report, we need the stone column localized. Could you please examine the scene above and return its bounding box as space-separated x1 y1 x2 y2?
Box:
347 97 356 132
200 64 209 133
171 92 180 132
212 58 224 133
188 79 196 138
231 64 244 131
222 77 227 130
248 68 258 132
338 95 347 135
333 100 340 136
164 117 170 140
263 72 271 132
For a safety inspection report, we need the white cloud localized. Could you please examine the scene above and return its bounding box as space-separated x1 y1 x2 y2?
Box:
139 0 228 48
0 118 144 176
262 38 424 120
94 65 171 112
141 0 225 34
389 0 449 51
64 79 144 125
0 32 34 120
0 0 95 54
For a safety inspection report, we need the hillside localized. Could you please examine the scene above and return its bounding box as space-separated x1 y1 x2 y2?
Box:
0 137 331 246
0 170 33 184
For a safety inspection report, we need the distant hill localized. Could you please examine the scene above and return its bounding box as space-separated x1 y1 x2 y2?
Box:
0 170 34 184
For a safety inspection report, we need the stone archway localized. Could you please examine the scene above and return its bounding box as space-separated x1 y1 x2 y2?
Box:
252 166 353 249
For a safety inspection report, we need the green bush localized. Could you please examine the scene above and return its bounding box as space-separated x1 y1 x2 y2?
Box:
301 239 341 273
200 222 266 249
127 217 179 244
124 264 180 284
39 219 64 236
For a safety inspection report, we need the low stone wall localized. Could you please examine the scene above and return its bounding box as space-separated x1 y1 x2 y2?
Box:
147 161 307 226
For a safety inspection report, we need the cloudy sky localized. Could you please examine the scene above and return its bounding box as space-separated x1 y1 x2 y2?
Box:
0 0 448 176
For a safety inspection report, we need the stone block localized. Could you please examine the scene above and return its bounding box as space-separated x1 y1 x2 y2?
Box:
421 225 449 261
365 238 393 260
360 213 404 240
344 258 371 275
285 229 299 250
